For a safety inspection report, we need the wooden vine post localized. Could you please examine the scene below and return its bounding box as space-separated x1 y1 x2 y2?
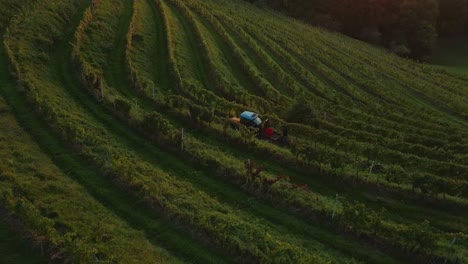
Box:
367 160 375 181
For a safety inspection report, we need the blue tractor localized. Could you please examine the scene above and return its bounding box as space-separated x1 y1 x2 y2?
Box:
231 111 282 141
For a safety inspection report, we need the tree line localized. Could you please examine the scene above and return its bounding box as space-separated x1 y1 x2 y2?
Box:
248 0 468 59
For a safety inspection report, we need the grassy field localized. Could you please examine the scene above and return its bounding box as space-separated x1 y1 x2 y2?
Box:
0 0 467 263
429 37 468 77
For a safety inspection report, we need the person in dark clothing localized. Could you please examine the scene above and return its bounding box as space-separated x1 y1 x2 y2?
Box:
257 123 263 138
263 119 270 129
282 126 289 144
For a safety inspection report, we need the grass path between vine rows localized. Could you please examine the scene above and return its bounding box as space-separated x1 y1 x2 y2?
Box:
147 0 171 91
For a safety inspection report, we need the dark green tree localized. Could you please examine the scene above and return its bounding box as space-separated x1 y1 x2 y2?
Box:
398 0 439 58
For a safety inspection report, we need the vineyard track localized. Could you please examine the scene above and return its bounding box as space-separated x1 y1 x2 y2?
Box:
145 0 171 91
48 3 238 263
103 0 135 98
163 0 216 93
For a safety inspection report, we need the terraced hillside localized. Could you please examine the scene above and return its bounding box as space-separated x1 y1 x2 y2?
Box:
0 0 467 263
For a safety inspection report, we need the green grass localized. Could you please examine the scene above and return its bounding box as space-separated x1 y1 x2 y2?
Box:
128 0 171 91
429 37 468 77
163 0 215 92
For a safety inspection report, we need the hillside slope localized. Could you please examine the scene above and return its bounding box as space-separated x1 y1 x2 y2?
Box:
1 0 467 263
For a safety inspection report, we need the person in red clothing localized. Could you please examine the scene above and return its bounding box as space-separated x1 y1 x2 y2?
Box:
262 119 272 137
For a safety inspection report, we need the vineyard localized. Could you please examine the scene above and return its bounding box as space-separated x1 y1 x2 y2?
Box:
0 0 467 263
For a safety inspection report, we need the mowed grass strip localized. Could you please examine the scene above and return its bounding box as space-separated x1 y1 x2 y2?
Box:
127 0 171 92
161 0 216 92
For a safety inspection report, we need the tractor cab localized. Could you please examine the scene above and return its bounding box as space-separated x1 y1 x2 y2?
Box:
230 111 262 128
240 111 262 127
